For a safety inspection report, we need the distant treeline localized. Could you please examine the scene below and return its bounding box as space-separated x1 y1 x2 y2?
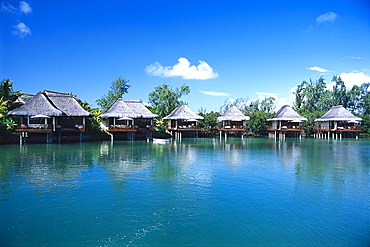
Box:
1 75 369 143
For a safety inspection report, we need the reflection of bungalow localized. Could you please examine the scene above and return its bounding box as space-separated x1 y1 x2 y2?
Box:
217 105 250 138
314 105 362 139
8 90 93 143
98 99 158 140
267 105 307 138
163 104 204 138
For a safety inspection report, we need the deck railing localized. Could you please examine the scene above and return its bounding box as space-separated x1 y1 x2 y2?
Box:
267 126 304 131
56 124 86 132
167 125 201 131
218 126 245 131
314 126 361 131
16 124 53 132
108 125 137 131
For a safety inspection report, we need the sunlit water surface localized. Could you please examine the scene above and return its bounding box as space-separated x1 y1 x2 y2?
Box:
1 138 369 246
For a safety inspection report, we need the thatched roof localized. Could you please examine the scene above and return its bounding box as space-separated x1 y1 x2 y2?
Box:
267 105 307 121
124 100 158 118
217 105 250 122
9 94 34 109
44 90 93 117
99 99 141 118
315 105 362 122
163 104 204 120
8 92 64 116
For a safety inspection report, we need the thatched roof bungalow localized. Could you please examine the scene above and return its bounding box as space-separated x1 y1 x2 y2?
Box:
217 105 250 131
314 105 361 134
44 90 92 117
267 105 307 138
8 92 63 133
99 99 158 132
8 90 93 143
163 104 203 138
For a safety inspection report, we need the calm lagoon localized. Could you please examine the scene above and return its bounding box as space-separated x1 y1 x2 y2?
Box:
1 138 369 246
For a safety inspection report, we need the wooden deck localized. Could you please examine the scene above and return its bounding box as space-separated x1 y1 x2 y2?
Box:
108 125 138 132
167 126 201 131
314 126 361 132
267 126 304 132
218 127 246 132
15 124 53 133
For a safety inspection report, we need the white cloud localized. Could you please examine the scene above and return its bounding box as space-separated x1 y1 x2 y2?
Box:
1 2 17 14
199 90 230 96
19 1 32 14
344 56 365 60
146 57 218 80
12 21 31 38
1 1 31 14
255 92 294 110
316 12 338 24
326 72 370 89
308 66 329 73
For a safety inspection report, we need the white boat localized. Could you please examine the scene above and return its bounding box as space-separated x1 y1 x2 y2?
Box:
152 138 171 144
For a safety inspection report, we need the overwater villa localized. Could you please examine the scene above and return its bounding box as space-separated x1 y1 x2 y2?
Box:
267 105 307 138
98 99 158 140
217 105 250 138
8 90 93 143
163 104 204 138
314 105 362 139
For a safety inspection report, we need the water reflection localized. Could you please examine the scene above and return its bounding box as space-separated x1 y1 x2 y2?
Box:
1 138 369 246
0 144 95 200
1 139 369 196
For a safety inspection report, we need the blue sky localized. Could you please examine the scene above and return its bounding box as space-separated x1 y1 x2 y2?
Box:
1 0 369 113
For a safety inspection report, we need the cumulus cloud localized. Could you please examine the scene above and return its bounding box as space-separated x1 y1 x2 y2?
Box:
146 57 218 80
316 12 338 23
19 1 32 14
338 72 370 88
308 66 329 73
1 1 31 14
199 90 230 96
12 21 31 38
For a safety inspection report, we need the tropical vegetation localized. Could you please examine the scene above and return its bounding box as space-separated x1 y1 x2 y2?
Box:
1 74 370 143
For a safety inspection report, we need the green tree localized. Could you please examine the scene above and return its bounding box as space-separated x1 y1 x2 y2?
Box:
244 97 276 135
331 76 347 107
198 111 221 136
220 97 275 136
247 111 273 136
0 79 22 104
358 83 370 115
220 97 249 114
96 77 131 111
293 77 332 114
148 83 190 118
0 97 8 119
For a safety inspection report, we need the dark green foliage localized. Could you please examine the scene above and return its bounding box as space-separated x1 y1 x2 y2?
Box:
244 97 276 135
293 75 370 136
148 84 190 118
300 111 326 135
219 97 276 136
96 77 131 112
293 76 370 116
247 111 273 136
1 79 22 103
359 115 370 136
75 98 106 139
0 79 22 143
198 111 221 136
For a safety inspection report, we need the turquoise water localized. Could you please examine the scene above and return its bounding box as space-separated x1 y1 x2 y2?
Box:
1 138 369 246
